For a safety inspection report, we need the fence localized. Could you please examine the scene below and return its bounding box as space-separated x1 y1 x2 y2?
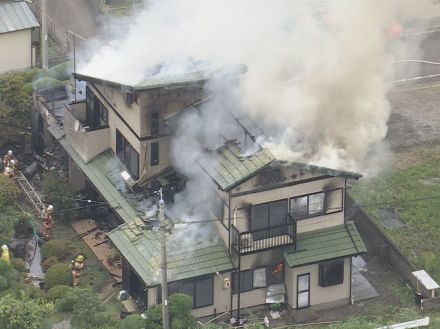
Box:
347 195 432 299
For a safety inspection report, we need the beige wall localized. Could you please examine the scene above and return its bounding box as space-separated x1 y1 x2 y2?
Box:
229 176 346 234
286 257 351 309
147 273 232 318
0 29 32 73
64 106 110 163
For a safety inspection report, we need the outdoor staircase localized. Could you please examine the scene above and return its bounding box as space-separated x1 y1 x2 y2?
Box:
16 171 46 217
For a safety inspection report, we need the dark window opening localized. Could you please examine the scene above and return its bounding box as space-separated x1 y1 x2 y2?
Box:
167 276 213 308
250 199 288 240
150 142 159 166
116 129 139 179
151 112 159 136
232 265 284 294
319 259 344 287
126 92 136 105
86 87 108 129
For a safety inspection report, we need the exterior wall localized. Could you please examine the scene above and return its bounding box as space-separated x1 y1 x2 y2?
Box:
64 106 110 162
146 273 233 318
145 136 172 177
0 29 32 73
230 176 346 234
286 257 351 309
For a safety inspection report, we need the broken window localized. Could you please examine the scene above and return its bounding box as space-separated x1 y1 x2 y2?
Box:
150 142 159 166
290 192 325 219
325 188 343 213
319 259 344 287
116 129 139 179
86 87 108 129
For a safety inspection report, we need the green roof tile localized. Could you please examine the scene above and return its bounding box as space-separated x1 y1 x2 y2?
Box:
284 222 367 268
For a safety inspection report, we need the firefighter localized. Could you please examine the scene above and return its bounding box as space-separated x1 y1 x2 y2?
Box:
9 159 17 177
1 245 10 264
70 254 85 287
43 205 54 230
2 150 16 168
3 150 17 177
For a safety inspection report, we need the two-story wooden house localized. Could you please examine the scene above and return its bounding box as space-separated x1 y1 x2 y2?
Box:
35 70 366 319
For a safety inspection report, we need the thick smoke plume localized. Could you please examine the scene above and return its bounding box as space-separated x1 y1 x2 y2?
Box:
80 0 435 177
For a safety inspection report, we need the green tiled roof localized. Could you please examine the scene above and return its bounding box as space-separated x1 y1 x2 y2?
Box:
284 222 367 268
109 222 235 286
47 126 142 223
199 141 275 191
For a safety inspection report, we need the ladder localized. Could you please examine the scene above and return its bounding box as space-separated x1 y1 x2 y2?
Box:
16 171 46 217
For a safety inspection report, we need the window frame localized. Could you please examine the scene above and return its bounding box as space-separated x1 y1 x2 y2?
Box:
151 112 160 136
318 259 345 287
150 142 159 166
232 265 283 294
115 129 139 179
167 276 214 309
289 188 344 220
86 87 109 129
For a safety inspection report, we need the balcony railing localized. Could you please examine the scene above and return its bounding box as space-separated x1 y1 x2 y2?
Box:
231 214 296 255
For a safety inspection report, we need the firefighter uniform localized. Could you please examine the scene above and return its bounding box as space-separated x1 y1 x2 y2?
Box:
71 254 85 287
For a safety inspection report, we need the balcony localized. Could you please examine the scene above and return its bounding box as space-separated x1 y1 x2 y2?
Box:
64 102 110 163
231 214 296 255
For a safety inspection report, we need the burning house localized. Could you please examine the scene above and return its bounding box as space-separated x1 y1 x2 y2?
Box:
32 66 367 319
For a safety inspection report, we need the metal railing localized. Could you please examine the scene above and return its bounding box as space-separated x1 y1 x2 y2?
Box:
231 214 296 255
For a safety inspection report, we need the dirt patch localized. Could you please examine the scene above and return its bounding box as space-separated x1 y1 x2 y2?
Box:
392 143 440 170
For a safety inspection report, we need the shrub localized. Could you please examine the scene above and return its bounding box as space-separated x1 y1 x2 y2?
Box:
10 258 27 273
121 314 147 329
56 288 94 312
144 304 162 329
169 293 193 319
40 240 80 260
46 285 72 301
0 176 20 208
42 256 58 272
45 263 71 289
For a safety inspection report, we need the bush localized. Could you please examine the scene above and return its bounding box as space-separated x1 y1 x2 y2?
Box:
10 258 27 273
56 288 94 312
42 256 59 272
145 304 162 329
121 314 147 329
169 293 193 319
46 285 73 301
0 176 20 208
40 239 80 260
45 263 71 289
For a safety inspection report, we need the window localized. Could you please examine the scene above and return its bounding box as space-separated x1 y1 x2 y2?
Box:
319 260 344 287
168 276 213 308
150 142 159 166
250 200 287 240
126 92 136 105
116 130 139 179
290 192 325 219
151 112 159 135
232 266 283 294
86 87 108 129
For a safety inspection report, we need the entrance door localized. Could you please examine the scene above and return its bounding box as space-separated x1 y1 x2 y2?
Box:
297 273 310 309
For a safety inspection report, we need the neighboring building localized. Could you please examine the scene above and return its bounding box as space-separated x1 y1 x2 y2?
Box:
0 0 39 73
33 69 367 319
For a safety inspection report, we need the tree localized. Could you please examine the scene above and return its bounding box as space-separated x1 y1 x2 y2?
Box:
0 72 33 121
41 172 76 220
121 314 147 329
0 292 54 329
0 175 20 208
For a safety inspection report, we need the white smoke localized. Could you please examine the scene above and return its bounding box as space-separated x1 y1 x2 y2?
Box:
80 0 436 176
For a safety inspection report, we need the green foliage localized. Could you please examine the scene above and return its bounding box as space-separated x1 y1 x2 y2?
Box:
144 304 162 329
121 314 147 329
169 293 194 319
41 172 76 220
9 258 27 273
45 263 71 289
42 256 59 272
46 284 73 301
0 260 19 293
0 175 20 208
41 239 79 260
0 72 32 117
0 292 54 329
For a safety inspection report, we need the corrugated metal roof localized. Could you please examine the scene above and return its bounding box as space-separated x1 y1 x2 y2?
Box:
0 1 39 34
47 126 142 224
284 222 367 268
198 141 275 191
109 222 234 286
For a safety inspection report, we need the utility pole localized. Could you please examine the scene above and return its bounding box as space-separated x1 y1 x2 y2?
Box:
41 0 48 69
158 189 170 329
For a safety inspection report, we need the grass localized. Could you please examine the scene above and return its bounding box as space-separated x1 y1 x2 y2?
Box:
350 143 440 284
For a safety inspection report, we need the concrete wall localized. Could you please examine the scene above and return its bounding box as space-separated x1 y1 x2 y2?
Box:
0 29 32 73
285 257 351 309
